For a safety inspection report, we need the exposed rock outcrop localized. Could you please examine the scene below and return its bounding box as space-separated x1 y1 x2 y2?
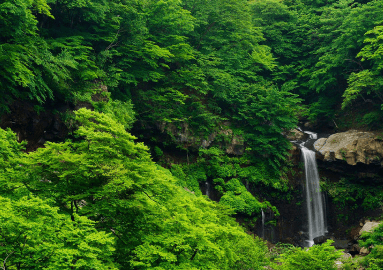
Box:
0 101 70 151
313 131 383 238
359 221 380 236
334 252 352 269
1 83 109 151
285 128 308 141
332 239 350 249
225 137 244 155
314 130 383 166
156 121 245 155
360 247 370 255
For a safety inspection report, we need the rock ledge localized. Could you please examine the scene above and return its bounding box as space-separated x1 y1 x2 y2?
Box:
314 130 383 166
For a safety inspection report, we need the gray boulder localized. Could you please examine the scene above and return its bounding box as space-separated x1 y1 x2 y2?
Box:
359 221 381 236
314 130 383 166
285 128 309 141
332 239 350 249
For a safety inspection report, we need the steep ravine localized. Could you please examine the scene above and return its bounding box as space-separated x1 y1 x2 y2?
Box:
2 102 382 250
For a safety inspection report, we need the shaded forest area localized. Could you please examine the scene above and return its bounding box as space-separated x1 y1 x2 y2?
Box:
1 0 383 269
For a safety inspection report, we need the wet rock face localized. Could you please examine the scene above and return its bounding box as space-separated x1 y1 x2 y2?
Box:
0 101 70 151
154 121 245 155
314 130 383 166
253 198 305 246
219 129 244 155
332 239 350 249
313 235 329 245
285 128 309 141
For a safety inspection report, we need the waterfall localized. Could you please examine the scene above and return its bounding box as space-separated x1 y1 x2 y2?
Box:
291 130 327 246
205 181 210 197
261 209 265 238
301 144 326 246
304 131 317 140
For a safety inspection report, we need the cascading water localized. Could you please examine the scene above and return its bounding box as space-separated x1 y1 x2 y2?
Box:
302 147 326 246
261 209 265 238
205 181 210 197
299 131 327 246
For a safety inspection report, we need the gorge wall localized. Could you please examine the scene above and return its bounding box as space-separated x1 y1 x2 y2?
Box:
257 129 383 246
314 130 383 239
2 101 382 248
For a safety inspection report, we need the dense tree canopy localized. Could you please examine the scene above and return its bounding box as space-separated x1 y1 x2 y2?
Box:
1 0 383 268
0 109 270 269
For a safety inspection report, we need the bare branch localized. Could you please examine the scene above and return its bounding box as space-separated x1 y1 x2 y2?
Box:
105 28 122 51
1 251 14 270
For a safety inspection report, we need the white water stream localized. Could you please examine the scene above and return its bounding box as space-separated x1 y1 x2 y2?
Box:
300 131 327 246
205 181 210 198
261 209 265 238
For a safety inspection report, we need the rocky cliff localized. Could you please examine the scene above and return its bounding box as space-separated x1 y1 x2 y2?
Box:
312 130 383 183
0 101 71 151
309 130 383 242
314 130 383 166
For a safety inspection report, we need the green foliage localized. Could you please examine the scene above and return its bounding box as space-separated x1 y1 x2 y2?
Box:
96 99 135 129
322 177 383 221
307 96 338 122
0 126 117 270
171 147 284 216
171 163 205 195
340 257 363 270
273 240 343 270
343 22 383 109
0 195 117 270
0 0 303 165
130 194 269 270
0 128 25 169
250 0 383 127
359 223 383 269
305 0 383 122
224 83 301 167
250 0 314 79
220 178 269 216
5 0 383 267
268 243 296 261
0 0 80 112
362 110 383 128
153 146 164 157
0 128 27 195
17 109 270 269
